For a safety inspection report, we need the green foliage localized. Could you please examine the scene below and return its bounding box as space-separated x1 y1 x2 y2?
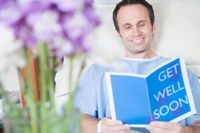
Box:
1 44 82 133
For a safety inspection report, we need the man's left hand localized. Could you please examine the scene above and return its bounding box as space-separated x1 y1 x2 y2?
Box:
146 121 185 133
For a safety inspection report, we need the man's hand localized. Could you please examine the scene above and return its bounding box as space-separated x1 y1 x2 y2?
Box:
146 121 184 133
101 118 130 133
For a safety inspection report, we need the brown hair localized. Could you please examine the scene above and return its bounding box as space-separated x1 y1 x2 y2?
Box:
113 0 155 32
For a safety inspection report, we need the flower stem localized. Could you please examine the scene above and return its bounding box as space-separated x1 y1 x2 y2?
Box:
38 43 49 103
38 43 49 133
68 55 74 92
24 48 39 133
37 43 55 133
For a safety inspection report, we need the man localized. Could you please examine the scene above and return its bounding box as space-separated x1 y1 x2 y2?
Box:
74 0 200 132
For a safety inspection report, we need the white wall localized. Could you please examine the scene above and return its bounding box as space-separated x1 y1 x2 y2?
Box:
91 0 200 76
153 0 200 76
88 8 125 62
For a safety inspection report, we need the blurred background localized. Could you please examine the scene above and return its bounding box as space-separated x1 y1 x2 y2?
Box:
0 0 200 132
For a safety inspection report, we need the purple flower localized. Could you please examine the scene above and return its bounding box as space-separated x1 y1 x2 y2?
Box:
0 1 21 25
50 0 85 12
63 12 89 40
51 36 74 58
27 10 62 43
83 6 101 28
0 0 101 58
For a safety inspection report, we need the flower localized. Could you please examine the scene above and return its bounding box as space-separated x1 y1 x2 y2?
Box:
0 0 100 132
0 0 100 58
0 24 24 72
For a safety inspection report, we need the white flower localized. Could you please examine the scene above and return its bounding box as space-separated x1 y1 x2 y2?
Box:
27 10 61 42
52 36 74 57
0 23 24 91
64 12 89 40
0 23 24 72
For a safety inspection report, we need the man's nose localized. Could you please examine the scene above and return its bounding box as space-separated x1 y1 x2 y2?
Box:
131 27 140 36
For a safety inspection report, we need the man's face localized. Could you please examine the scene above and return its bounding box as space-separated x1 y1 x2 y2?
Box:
117 4 154 57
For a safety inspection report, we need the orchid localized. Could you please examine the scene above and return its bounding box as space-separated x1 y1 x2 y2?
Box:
0 0 100 132
0 0 100 57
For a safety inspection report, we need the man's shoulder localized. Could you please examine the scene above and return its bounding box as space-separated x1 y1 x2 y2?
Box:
83 56 171 73
153 56 171 64
80 63 110 80
86 63 110 73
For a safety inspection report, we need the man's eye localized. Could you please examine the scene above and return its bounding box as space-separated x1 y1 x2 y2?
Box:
124 25 131 29
138 23 145 27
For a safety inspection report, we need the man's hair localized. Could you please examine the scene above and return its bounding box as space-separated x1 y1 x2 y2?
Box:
113 0 155 32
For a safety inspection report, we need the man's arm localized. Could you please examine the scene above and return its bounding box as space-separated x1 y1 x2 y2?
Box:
81 114 99 133
81 114 130 133
185 122 200 133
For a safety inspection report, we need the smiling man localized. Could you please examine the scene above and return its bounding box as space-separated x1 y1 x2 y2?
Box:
113 2 155 59
74 0 200 133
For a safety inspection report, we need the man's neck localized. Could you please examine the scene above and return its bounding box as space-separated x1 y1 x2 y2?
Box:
126 51 156 59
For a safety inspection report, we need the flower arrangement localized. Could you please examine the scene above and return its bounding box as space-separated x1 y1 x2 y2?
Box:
0 0 100 132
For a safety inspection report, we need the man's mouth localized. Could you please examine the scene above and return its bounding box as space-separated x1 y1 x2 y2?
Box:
131 37 144 44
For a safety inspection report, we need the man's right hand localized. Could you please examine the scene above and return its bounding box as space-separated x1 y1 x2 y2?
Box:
81 114 131 133
100 117 130 133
